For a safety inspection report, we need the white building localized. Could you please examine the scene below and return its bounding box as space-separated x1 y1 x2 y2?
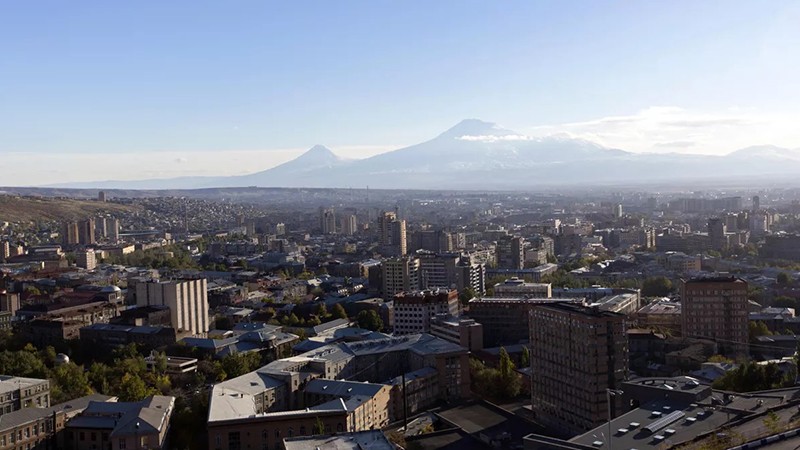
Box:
136 279 209 335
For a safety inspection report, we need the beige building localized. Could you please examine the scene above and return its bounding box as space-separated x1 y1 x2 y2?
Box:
493 277 552 298
378 211 406 256
393 289 459 335
381 257 420 299
529 303 628 436
681 276 749 357
0 376 50 416
136 279 209 335
75 250 96 271
64 395 174 450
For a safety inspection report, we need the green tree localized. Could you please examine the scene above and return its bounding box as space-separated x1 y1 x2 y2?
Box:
117 372 154 401
749 321 772 342
459 287 477 306
88 362 112 394
153 352 168 375
315 302 328 319
778 272 793 285
641 276 673 297
357 310 383 332
313 417 325 435
51 363 93 403
331 304 348 320
498 347 521 398
520 346 530 368
763 410 782 434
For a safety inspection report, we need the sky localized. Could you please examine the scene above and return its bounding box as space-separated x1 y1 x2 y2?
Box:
2 1 800 185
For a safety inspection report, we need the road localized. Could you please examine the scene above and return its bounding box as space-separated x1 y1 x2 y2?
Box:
758 435 800 449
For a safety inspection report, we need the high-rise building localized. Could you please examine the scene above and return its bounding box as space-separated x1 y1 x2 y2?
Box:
107 218 120 243
752 195 760 212
342 215 357 236
495 236 524 270
61 222 80 246
378 211 406 256
680 276 749 357
76 250 97 271
97 191 106 202
135 279 210 336
381 256 420 299
612 203 623 218
469 297 582 347
393 289 459 335
418 252 459 290
78 218 96 245
708 217 727 250
96 216 108 240
0 241 9 262
529 303 628 436
320 207 336 234
455 261 486 296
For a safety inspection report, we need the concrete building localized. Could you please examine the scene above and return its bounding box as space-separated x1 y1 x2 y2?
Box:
529 303 628 436
636 300 682 333
75 250 96 271
378 211 406 256
393 289 459 335
77 218 96 245
135 279 210 336
283 431 394 450
468 297 583 347
342 214 357 236
430 314 484 351
495 236 524 270
381 256 420 299
64 395 174 450
320 207 336 235
493 277 551 298
0 376 51 416
417 252 459 290
61 222 80 246
680 276 749 357
0 241 9 262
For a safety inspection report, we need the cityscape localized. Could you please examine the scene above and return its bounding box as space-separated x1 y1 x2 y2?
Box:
3 1 800 450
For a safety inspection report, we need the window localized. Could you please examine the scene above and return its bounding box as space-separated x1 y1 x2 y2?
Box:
228 432 241 450
79 432 85 441
119 439 127 449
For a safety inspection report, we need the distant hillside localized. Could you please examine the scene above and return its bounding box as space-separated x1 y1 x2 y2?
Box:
0 195 141 223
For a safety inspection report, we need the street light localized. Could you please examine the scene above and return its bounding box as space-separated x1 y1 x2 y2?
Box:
607 389 624 450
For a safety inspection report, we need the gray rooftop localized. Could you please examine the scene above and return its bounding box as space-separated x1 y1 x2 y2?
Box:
283 431 394 450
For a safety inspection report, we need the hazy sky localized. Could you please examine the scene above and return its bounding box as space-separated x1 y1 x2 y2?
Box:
2 1 800 184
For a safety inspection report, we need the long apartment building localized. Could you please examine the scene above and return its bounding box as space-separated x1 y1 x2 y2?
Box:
529 303 628 436
0 376 50 416
468 297 582 347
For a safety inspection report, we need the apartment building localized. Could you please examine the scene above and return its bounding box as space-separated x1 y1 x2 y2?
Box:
680 276 749 357
529 303 628 436
135 279 209 336
0 376 50 416
393 289 459 335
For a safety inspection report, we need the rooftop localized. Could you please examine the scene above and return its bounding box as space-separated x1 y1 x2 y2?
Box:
283 431 394 450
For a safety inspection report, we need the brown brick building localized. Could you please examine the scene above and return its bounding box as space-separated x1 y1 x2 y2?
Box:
529 303 628 436
680 276 749 357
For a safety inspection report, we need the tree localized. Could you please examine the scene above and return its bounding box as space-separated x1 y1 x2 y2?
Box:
641 276 673 297
763 410 782 434
117 372 154 401
313 417 325 435
459 287 477 306
315 302 328 319
332 304 348 320
520 346 530 368
51 363 93 403
498 347 521 398
778 272 793 285
153 352 168 375
749 321 772 342
357 310 383 332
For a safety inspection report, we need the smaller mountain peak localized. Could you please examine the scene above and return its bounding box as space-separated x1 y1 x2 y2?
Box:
295 145 340 162
306 144 334 154
437 119 516 139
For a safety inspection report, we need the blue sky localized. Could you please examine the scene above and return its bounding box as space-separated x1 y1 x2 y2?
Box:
2 1 800 183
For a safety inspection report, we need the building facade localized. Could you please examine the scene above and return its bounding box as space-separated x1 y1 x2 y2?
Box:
135 279 210 336
680 276 749 357
529 303 628 436
393 289 459 335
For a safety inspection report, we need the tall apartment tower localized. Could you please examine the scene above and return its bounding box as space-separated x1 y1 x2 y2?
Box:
708 217 728 251
378 211 406 256
752 195 760 212
78 218 96 245
681 276 749 357
107 218 120 243
530 303 628 436
320 208 337 234
76 250 97 271
61 222 80 246
98 191 106 202
495 236 524 270
393 289 459 335
0 241 9 262
135 279 210 336
381 256 420 299
342 215 358 236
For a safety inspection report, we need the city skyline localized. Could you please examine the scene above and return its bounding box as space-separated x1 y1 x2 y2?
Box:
2 1 800 184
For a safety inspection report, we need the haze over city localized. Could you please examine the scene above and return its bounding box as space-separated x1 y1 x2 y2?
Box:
3 1 800 185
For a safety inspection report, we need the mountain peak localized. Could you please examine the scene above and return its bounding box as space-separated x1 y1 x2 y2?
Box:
437 119 516 139
298 145 340 162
